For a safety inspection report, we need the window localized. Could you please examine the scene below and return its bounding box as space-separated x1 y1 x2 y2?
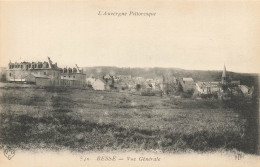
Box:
44 72 47 75
64 76 66 77
21 65 23 68
73 76 75 78
69 76 70 78
9 73 11 77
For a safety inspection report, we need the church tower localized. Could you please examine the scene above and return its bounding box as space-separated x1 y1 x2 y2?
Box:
222 65 227 85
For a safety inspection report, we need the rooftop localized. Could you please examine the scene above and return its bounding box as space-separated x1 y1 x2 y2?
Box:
183 78 194 82
197 82 220 88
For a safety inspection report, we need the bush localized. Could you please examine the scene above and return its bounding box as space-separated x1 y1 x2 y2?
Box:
200 93 219 99
180 89 194 98
0 73 6 82
141 91 155 96
181 92 192 98
136 84 141 91
200 94 213 99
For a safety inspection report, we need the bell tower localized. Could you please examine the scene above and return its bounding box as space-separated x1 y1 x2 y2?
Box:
222 64 227 85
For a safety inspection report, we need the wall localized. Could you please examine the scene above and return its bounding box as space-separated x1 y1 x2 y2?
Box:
35 78 52 86
6 69 60 82
6 67 86 88
6 69 30 81
61 73 86 88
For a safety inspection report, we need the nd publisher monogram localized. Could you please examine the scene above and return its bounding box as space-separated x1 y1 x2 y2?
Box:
4 147 15 160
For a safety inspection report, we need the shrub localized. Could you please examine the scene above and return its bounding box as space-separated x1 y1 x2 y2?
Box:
136 84 141 91
0 73 6 82
200 94 213 99
180 89 194 98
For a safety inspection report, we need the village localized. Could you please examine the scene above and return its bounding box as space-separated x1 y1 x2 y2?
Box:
1 1 260 162
2 57 255 101
0 57 258 155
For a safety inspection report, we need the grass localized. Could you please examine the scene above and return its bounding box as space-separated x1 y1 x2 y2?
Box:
0 84 257 153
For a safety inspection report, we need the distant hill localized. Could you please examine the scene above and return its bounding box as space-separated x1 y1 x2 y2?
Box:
83 66 259 87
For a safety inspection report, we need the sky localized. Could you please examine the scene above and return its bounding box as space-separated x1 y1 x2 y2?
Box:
0 1 260 73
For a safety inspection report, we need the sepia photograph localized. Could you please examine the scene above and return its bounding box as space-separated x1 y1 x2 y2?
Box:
0 1 259 167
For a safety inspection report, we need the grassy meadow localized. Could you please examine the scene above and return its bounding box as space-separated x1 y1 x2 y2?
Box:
0 83 257 153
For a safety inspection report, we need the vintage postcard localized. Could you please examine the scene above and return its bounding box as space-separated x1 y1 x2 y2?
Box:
0 0 259 167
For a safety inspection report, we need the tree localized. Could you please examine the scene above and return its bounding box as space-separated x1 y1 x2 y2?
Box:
136 84 141 91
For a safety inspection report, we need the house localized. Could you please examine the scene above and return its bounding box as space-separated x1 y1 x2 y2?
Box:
86 77 96 86
238 85 254 98
116 75 132 80
102 74 115 89
230 81 241 86
134 77 145 84
93 79 106 90
6 57 86 88
103 74 112 80
13 72 53 87
35 76 52 87
6 57 61 86
179 78 195 92
239 85 249 94
162 75 178 94
60 65 86 88
196 82 221 95
87 78 106 91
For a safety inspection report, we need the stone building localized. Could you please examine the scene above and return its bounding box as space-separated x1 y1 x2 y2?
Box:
60 65 86 87
6 57 60 86
6 57 86 88
179 78 196 92
196 82 221 95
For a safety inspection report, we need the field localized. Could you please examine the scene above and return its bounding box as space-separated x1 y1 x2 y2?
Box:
0 83 258 154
